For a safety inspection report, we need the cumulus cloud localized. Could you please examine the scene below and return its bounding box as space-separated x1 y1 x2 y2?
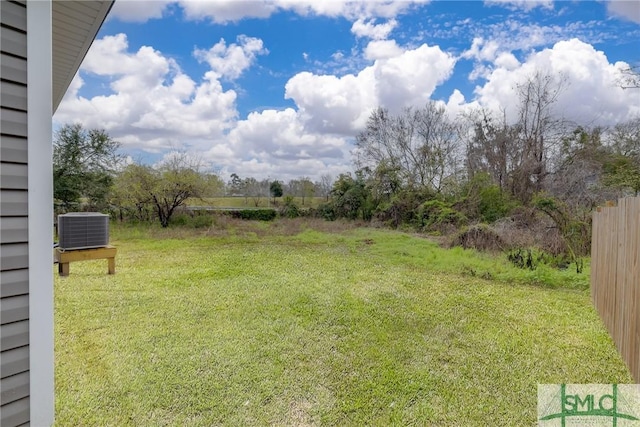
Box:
178 0 277 23
606 0 640 24
194 36 268 80
55 12 638 182
205 108 352 181
364 40 404 60
54 34 245 152
273 0 428 21
474 38 639 126
108 0 429 24
463 37 501 62
285 43 456 133
351 18 397 40
108 0 174 23
54 33 354 181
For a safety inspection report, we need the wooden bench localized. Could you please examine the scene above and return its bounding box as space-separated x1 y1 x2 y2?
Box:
54 246 117 277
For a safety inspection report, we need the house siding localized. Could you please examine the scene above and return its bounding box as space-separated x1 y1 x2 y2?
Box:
1 1 30 425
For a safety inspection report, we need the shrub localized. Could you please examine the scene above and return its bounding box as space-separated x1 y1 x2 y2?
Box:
231 209 277 221
506 247 575 272
417 200 467 232
533 193 591 270
167 211 214 228
169 213 190 227
191 214 214 228
478 185 517 223
316 203 336 221
298 207 315 218
450 223 504 252
279 196 300 218
455 173 518 223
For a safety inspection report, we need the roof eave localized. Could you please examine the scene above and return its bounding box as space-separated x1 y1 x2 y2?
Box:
52 0 114 113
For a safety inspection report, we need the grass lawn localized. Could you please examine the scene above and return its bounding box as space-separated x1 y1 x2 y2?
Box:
55 219 631 426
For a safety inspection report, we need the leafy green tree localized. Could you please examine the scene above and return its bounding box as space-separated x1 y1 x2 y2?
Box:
228 173 244 196
300 178 316 206
288 177 315 205
270 180 283 203
53 123 122 211
113 154 214 227
603 155 640 195
603 117 640 195
331 171 374 220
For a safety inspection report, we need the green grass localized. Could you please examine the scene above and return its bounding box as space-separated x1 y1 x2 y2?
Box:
55 220 631 426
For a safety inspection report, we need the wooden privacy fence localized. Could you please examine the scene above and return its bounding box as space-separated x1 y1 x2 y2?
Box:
591 196 640 382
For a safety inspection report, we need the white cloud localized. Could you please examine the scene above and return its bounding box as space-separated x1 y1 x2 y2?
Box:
463 37 522 80
108 0 173 23
463 37 500 62
606 0 640 24
108 0 429 24
285 71 376 134
275 0 429 20
54 33 354 181
194 36 268 80
178 0 277 23
54 34 241 152
484 0 553 11
56 12 638 183
285 43 456 133
351 18 397 40
364 40 404 60
494 52 520 70
208 108 352 181
473 38 639 126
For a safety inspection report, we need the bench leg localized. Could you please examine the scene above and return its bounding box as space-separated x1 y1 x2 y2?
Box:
59 262 69 277
108 257 115 274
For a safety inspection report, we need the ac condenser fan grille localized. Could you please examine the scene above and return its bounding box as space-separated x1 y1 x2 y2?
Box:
58 213 109 250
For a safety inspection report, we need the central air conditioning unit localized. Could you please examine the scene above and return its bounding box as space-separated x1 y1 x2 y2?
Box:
57 212 110 250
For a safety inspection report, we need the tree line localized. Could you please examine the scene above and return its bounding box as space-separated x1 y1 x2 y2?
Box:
320 71 639 269
53 124 332 227
54 70 639 266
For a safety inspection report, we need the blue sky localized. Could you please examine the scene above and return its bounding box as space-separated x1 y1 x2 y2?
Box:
53 0 640 182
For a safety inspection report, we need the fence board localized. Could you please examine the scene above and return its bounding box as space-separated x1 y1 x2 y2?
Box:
591 196 640 382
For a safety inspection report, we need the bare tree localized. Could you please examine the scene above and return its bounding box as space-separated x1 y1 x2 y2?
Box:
547 126 615 216
355 101 460 192
511 71 566 202
319 174 333 202
243 177 263 206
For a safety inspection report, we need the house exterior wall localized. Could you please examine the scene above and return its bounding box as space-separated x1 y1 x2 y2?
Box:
1 0 54 425
1 0 31 424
